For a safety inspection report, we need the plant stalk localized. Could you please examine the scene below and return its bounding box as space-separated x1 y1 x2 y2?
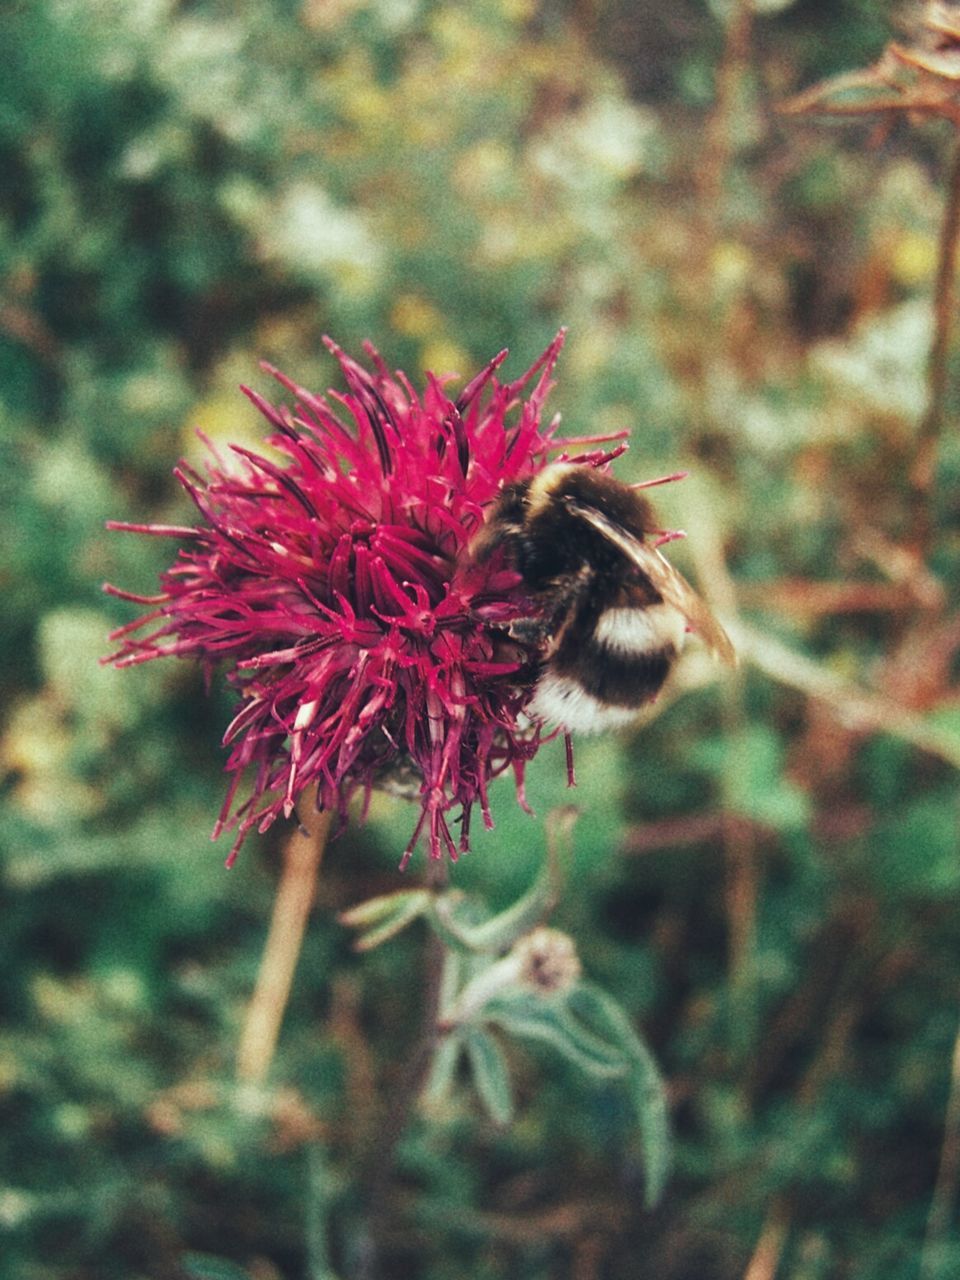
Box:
236 800 333 1085
912 135 960 556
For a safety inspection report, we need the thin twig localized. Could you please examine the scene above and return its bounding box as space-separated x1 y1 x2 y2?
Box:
781 93 960 126
690 0 759 1059
700 0 755 221
922 1012 960 1280
912 135 960 555
738 577 942 617
777 66 903 116
731 620 960 771
236 801 333 1085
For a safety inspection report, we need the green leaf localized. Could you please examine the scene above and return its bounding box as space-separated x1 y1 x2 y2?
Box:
427 807 577 953
872 792 960 897
182 1255 253 1280
486 993 629 1080
567 984 671 1208
338 889 431 951
421 1031 464 1115
465 1027 514 1127
721 724 810 831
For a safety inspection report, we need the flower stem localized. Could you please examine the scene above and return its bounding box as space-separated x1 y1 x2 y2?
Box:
912 134 960 557
699 0 754 227
742 1198 789 1280
236 801 333 1085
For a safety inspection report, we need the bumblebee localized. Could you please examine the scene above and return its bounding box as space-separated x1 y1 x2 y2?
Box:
474 462 735 733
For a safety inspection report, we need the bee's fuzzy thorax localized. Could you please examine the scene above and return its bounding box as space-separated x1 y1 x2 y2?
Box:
508 466 659 597
524 463 658 537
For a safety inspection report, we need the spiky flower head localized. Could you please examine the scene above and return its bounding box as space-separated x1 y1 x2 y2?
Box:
105 332 618 866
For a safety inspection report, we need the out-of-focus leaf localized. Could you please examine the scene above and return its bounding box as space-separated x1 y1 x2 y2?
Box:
464 1027 514 1127
420 1031 464 1116
485 992 630 1081
567 983 671 1208
338 889 431 951
720 724 811 832
427 807 577 953
182 1256 253 1280
872 791 960 897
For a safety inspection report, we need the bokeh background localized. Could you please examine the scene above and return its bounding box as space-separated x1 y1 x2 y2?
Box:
4 0 960 1277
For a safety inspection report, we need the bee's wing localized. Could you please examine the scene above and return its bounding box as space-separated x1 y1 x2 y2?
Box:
570 500 738 667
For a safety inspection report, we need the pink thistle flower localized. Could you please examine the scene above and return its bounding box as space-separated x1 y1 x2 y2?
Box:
104 331 626 867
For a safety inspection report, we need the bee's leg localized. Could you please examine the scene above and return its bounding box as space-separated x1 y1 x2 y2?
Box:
507 616 554 646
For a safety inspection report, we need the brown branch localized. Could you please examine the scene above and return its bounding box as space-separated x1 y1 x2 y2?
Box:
235 801 333 1085
738 578 941 617
780 94 960 125
401 1194 629 1246
912 135 960 554
777 65 904 116
743 1199 790 1280
699 0 755 222
622 810 769 855
731 620 960 772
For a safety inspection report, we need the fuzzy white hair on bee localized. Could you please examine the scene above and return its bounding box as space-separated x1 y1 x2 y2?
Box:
474 461 736 734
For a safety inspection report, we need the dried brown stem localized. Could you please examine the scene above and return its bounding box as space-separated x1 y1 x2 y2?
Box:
700 0 755 220
778 66 901 116
732 620 960 771
911 135 960 554
396 1193 629 1246
723 785 759 994
742 1199 790 1280
689 1 759 1045
785 98 960 123
235 801 333 1085
739 577 942 617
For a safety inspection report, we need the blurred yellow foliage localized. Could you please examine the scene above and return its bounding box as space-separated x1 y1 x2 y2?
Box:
500 0 537 20
711 241 753 293
890 229 938 286
182 354 287 465
421 338 470 377
453 140 514 201
391 294 444 339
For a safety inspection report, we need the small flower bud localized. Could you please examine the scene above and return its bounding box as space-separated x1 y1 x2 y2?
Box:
511 927 582 996
438 927 582 1030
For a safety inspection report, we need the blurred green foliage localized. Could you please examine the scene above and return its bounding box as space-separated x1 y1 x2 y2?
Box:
4 0 960 1277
